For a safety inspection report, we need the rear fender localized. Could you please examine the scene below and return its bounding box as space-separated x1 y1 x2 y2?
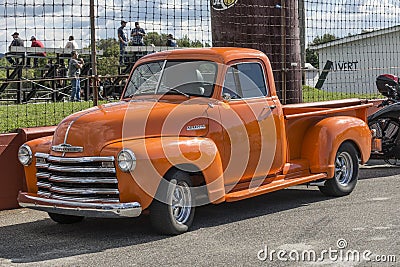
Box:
101 137 225 210
301 116 371 178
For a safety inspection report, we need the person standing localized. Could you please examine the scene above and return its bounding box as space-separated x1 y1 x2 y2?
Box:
118 20 128 64
6 32 24 65
26 36 46 67
68 51 84 101
131 22 146 46
65 35 79 49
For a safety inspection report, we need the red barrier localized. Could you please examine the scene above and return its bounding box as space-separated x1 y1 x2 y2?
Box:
0 127 55 210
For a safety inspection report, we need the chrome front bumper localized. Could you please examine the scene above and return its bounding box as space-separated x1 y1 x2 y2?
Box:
18 192 142 218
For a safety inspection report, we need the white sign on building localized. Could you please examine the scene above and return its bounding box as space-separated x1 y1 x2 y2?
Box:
310 25 400 94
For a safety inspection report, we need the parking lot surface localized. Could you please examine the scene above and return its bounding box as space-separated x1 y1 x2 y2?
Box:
0 160 399 266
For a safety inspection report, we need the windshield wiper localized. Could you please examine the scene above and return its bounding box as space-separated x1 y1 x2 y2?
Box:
167 88 190 98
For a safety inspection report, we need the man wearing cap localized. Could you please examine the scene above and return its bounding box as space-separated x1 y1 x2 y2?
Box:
26 36 46 67
118 20 129 64
6 32 24 65
68 51 84 101
131 22 146 46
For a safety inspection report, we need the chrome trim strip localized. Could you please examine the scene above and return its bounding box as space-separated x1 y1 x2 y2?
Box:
37 190 51 198
36 163 49 168
18 193 141 218
50 193 120 203
64 120 75 144
47 155 115 163
37 181 52 189
36 172 51 179
51 145 84 153
62 107 101 149
49 185 119 195
35 152 50 159
48 175 118 184
47 165 116 173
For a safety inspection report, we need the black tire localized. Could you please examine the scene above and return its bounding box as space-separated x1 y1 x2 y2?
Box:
319 142 359 197
48 212 84 224
149 170 195 235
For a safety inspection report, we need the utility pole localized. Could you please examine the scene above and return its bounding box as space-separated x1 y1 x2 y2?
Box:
299 0 306 85
90 0 98 106
210 0 302 103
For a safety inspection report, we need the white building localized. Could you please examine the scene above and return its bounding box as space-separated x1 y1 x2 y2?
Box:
311 25 400 94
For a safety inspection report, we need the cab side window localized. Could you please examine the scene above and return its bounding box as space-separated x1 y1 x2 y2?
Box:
236 63 268 98
222 62 268 100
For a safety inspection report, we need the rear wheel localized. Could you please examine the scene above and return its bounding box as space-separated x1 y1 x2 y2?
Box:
319 142 359 197
149 170 195 235
48 212 84 224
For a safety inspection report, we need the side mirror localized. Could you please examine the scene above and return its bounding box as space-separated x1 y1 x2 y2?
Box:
222 93 232 102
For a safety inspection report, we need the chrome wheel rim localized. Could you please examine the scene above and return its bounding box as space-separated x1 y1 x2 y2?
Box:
171 180 192 224
335 151 353 186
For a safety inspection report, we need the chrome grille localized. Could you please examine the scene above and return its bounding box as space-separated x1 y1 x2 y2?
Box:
35 153 120 203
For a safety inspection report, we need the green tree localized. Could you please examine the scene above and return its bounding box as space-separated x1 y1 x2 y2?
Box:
311 34 336 45
144 32 168 46
177 35 205 48
306 34 337 68
177 35 191 47
96 38 119 76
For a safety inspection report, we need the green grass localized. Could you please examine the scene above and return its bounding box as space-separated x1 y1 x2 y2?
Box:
302 85 383 103
0 87 383 133
0 101 107 133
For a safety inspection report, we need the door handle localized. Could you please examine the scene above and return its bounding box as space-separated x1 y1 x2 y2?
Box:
265 105 276 110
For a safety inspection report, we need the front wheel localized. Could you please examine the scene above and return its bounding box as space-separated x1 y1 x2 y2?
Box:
319 142 359 197
149 170 195 235
48 212 84 224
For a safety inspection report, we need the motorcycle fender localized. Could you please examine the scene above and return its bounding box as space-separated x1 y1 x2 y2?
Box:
301 116 371 178
368 102 400 121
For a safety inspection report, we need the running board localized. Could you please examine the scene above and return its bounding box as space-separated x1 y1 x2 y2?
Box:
225 173 327 202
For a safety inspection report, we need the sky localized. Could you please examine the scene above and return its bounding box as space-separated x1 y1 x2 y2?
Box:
0 0 211 52
1 0 400 52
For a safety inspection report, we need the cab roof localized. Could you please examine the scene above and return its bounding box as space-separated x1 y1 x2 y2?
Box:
138 47 269 65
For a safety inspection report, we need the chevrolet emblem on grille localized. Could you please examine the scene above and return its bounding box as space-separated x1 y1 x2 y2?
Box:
51 143 83 153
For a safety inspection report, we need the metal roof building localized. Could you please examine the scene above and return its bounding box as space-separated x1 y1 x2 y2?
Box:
310 25 400 94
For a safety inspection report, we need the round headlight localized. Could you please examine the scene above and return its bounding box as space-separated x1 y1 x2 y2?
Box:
117 149 136 172
18 144 33 166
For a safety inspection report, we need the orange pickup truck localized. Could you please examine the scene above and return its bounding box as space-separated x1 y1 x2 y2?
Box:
17 48 372 235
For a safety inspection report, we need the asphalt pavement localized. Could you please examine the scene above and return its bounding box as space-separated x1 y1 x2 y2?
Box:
0 160 399 267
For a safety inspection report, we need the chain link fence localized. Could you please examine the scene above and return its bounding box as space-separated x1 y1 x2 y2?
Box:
1 0 399 132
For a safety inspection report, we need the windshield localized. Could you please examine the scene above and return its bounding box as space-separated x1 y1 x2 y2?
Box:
124 60 218 98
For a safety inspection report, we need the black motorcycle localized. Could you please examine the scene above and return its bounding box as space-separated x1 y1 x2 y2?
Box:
368 74 400 164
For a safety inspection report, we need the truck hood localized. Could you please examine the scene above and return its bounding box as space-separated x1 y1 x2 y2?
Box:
51 98 211 156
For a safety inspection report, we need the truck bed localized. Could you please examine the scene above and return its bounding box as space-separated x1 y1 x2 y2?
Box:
283 98 372 119
282 99 373 161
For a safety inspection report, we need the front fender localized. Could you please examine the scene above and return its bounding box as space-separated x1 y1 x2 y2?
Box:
301 116 371 178
101 137 225 210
